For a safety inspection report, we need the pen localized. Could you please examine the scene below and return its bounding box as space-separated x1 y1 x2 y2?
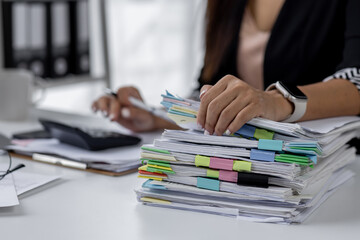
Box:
32 153 87 170
104 88 172 122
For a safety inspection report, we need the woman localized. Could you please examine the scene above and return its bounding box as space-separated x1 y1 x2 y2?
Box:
92 0 360 135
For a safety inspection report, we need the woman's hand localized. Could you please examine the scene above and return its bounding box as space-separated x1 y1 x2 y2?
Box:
91 86 158 132
197 75 293 136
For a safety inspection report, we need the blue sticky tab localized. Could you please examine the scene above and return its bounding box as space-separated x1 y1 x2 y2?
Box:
250 149 275 162
196 177 220 191
160 101 173 109
258 139 283 152
142 180 167 190
308 155 317 164
235 124 256 138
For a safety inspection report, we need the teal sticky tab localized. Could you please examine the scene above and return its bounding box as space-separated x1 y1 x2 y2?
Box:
196 177 220 191
308 155 317 164
258 139 283 152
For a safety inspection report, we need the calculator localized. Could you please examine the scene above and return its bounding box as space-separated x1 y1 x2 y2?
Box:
39 119 141 151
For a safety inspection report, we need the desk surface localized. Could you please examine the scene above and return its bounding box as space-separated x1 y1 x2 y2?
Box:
1 109 360 240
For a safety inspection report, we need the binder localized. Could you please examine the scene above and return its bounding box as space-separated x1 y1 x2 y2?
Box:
69 0 90 75
28 2 48 78
49 1 71 78
2 1 31 70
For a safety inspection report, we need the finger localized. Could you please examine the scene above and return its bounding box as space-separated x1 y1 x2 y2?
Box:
197 81 228 129
117 106 154 131
203 89 238 135
91 101 98 112
97 96 112 117
108 97 121 121
199 85 212 100
117 87 143 106
213 96 251 136
226 104 259 134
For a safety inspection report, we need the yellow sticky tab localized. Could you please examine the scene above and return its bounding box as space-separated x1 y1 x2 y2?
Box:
167 113 197 124
141 152 177 161
140 197 171 205
195 155 210 167
147 164 172 171
138 175 164 181
171 105 198 115
138 165 148 171
254 128 274 140
207 169 219 178
233 161 252 172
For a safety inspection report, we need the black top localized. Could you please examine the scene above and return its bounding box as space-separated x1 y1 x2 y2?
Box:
198 0 360 90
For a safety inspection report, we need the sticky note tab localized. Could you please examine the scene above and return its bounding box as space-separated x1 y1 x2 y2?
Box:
258 139 283 152
250 149 275 162
219 170 238 183
232 161 252 172
209 157 234 171
206 169 219 178
142 179 167 190
197 177 220 191
254 128 274 140
235 124 256 138
308 155 317 164
237 172 269 188
140 197 171 205
195 155 210 167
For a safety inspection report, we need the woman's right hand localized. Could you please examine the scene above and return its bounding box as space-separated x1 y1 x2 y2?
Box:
91 86 158 132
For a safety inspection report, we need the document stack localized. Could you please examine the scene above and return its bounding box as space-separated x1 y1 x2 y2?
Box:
135 91 360 224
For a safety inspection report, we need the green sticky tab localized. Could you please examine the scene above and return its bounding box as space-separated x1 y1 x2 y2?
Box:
141 146 170 154
148 160 171 167
195 155 210 167
141 158 170 164
147 166 175 174
274 159 312 167
254 128 274 140
206 169 219 178
275 156 309 163
232 161 252 172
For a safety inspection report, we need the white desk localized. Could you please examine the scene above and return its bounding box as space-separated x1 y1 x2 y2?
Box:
1 109 360 240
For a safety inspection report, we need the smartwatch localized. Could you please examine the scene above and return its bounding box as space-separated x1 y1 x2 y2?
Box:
266 81 308 123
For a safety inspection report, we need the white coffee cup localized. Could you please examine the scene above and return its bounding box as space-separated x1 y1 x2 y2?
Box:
0 69 35 121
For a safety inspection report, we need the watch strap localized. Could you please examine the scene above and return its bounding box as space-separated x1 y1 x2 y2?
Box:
266 82 307 123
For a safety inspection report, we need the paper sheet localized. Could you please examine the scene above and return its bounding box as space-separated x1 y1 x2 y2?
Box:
8 139 141 164
0 174 19 207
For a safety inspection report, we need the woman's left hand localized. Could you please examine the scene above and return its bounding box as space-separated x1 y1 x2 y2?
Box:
197 74 293 136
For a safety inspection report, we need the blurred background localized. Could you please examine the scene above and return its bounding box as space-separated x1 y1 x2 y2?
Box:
0 0 206 115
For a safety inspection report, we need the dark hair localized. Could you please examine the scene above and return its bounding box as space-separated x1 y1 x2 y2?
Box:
201 0 244 84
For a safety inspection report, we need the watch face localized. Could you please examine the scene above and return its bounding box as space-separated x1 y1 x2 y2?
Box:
278 82 307 100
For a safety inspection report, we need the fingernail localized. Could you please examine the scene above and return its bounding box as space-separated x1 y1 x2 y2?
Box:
204 130 210 135
92 106 97 112
109 114 115 121
199 89 207 99
197 123 203 130
102 111 108 117
121 108 130 119
225 129 231 136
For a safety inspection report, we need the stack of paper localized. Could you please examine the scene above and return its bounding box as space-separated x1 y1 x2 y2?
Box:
7 138 142 173
135 91 360 224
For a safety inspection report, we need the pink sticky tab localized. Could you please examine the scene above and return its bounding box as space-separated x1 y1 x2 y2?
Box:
219 170 238 183
209 157 233 171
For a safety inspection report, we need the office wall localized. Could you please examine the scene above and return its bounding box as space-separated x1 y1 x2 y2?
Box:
38 0 205 115
107 0 205 105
